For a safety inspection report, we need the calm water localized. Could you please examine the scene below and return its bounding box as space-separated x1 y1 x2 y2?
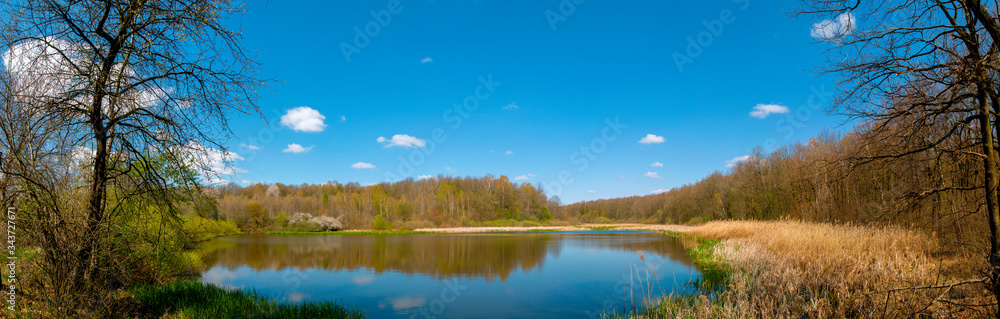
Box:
198 231 700 319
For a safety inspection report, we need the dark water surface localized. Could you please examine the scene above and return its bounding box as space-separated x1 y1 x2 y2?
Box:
198 231 700 319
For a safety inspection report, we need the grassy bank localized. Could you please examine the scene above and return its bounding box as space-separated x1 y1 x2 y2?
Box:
132 280 364 319
614 221 993 318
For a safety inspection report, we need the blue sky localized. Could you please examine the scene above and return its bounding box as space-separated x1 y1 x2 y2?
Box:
218 0 850 203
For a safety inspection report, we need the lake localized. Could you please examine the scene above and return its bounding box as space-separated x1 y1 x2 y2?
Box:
198 231 700 319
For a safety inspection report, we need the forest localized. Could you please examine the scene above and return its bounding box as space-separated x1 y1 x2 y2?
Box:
206 175 559 231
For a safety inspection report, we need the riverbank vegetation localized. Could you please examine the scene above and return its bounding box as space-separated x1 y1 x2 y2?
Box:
131 281 364 319
626 221 991 318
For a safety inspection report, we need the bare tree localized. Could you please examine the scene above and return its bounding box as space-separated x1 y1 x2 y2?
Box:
0 0 261 313
799 0 1000 312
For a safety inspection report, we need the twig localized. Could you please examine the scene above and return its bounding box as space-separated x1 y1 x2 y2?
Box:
864 277 987 295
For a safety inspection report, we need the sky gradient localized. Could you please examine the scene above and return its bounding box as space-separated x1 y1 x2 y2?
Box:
218 0 850 203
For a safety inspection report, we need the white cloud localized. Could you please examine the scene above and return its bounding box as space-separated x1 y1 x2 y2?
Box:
286 292 310 303
651 189 669 195
726 155 752 168
810 12 856 40
282 143 313 154
351 162 376 169
340 115 347 122
280 106 327 132
389 297 427 311
239 143 259 150
377 134 426 149
513 174 536 181
417 175 436 180
505 150 514 155
749 104 790 119
445 167 456 172
638 134 665 144
4 38 174 113
619 175 626 178
352 276 375 285
503 102 519 110
421 57 433 63
587 190 597 193
643 172 664 179
180 142 246 185
651 162 663 167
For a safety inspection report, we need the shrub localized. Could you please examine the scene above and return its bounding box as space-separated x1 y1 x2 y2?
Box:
543 220 571 227
686 216 705 225
518 220 541 227
372 215 392 230
286 220 322 232
312 215 343 231
592 216 613 224
181 215 241 243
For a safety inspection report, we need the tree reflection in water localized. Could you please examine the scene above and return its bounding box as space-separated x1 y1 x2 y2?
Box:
199 231 694 281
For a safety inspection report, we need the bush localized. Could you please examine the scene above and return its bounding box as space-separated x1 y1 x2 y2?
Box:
284 213 343 232
286 220 322 232
592 216 613 224
518 220 541 227
543 220 571 227
686 216 706 225
372 215 392 230
312 215 343 231
181 215 241 243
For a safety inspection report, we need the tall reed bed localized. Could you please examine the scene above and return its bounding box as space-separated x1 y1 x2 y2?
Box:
619 220 993 318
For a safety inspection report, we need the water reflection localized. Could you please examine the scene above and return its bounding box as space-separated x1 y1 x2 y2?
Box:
201 231 693 281
198 231 699 319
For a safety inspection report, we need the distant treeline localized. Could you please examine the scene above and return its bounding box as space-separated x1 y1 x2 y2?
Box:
207 175 559 230
565 123 984 253
203 120 984 252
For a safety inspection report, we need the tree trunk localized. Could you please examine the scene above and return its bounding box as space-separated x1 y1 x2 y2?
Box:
976 85 1000 316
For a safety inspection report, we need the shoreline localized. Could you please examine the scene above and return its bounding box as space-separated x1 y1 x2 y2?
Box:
411 223 692 233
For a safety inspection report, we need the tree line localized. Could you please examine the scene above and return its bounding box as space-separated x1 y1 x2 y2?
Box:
210 175 559 231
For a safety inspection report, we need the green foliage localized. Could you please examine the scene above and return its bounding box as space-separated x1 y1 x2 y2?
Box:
132 281 365 319
586 226 619 231
685 216 706 225
542 219 572 227
470 219 552 228
273 212 290 229
591 216 613 224
245 201 268 231
688 238 729 291
520 220 541 227
181 215 241 244
535 206 553 221
372 215 392 231
394 202 414 220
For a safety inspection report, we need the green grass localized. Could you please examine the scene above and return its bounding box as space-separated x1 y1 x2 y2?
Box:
132 280 365 319
583 226 619 231
596 232 734 318
660 230 730 292
265 230 437 235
